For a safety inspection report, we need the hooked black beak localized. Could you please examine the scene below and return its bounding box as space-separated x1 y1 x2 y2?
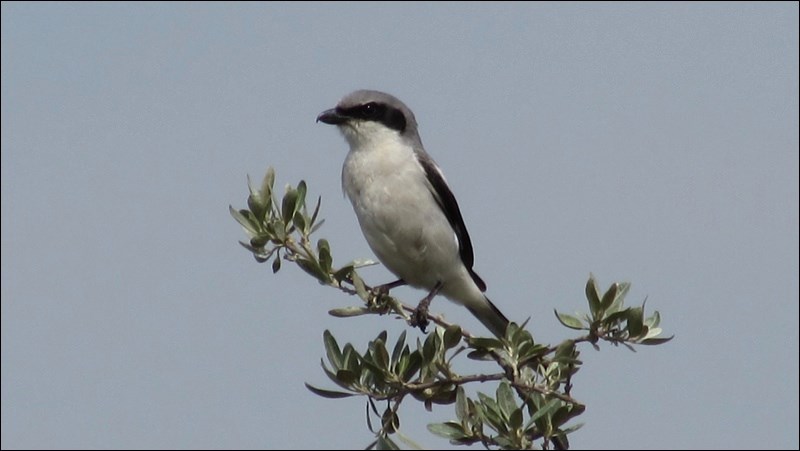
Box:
316 108 347 125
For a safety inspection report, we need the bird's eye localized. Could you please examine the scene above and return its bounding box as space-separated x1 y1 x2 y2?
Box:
343 102 388 122
362 103 378 117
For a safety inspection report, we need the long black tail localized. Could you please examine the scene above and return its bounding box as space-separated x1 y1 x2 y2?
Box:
466 296 510 338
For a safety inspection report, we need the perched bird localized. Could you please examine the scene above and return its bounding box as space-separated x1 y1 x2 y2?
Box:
317 90 509 338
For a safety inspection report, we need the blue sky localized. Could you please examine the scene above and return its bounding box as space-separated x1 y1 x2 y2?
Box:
2 3 798 449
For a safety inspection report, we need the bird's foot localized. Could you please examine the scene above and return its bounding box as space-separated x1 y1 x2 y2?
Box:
410 299 431 332
409 282 442 333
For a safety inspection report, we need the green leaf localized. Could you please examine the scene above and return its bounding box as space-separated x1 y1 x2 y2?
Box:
249 234 268 248
509 407 524 431
400 351 422 381
455 386 468 421
422 332 438 363
477 392 507 434
229 205 259 235
394 347 409 376
328 307 370 317
554 310 585 330
321 360 357 392
238 241 270 262
467 337 503 349
640 335 675 345
260 167 275 201
271 254 281 273
526 398 561 430
443 325 462 349
644 327 663 339
247 193 267 222
342 345 361 374
296 258 329 283
553 339 577 362
427 422 467 440
309 195 322 228
281 187 298 225
264 219 277 240
296 180 307 210
607 281 630 314
351 271 368 300
269 219 286 242
391 331 407 368
466 349 492 361
507 321 531 344
292 210 306 234
496 382 517 422
627 306 644 337
600 282 619 315
551 403 586 427
335 369 358 385
585 274 601 316
247 173 258 198
323 330 343 370
304 382 355 399
317 239 333 273
518 341 549 365
556 423 584 445
371 338 390 371
602 308 630 326
645 310 661 329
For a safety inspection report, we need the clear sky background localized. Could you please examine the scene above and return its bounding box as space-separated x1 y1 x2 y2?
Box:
2 3 798 450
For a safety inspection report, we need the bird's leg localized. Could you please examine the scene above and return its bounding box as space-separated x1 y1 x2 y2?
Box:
373 279 406 296
410 281 443 333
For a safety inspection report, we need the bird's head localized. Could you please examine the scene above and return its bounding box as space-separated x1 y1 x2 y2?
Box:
317 90 420 149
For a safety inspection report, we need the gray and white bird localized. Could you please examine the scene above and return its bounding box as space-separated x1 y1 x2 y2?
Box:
317 90 509 338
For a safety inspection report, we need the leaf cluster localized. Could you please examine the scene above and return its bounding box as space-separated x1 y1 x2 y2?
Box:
555 275 674 350
306 324 584 450
230 168 673 450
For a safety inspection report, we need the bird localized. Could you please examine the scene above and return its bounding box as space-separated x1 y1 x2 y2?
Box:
316 89 509 338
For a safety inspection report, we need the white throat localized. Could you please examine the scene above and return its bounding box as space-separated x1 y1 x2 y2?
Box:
339 120 424 202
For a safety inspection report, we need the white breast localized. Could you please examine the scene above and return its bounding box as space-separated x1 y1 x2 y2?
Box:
339 122 462 290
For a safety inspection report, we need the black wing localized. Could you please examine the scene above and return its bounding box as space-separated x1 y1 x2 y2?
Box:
416 153 487 292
